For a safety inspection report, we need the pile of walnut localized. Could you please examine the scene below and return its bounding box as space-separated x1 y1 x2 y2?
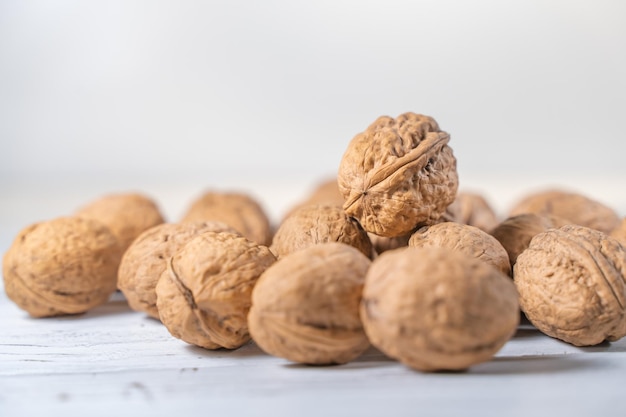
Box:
3 112 626 373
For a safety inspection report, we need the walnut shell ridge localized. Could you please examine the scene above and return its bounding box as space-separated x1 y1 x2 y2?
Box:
338 112 458 238
156 231 276 349
514 225 626 346
3 217 122 317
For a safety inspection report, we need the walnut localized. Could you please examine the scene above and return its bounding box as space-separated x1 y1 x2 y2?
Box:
75 192 165 253
408 222 511 276
610 218 626 247
446 191 499 232
118 221 238 319
2 217 122 317
270 204 372 259
508 189 619 234
281 177 344 221
490 213 571 271
337 112 458 237
155 231 276 349
248 243 371 365
514 225 626 346
181 191 272 246
361 247 519 372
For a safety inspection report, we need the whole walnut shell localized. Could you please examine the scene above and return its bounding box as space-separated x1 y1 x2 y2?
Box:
361 247 519 372
75 192 165 253
337 112 458 238
408 222 511 276
181 191 272 246
118 221 238 319
248 243 372 365
270 204 372 259
508 189 619 234
446 191 499 232
490 213 571 271
3 217 122 317
156 231 276 349
514 225 626 346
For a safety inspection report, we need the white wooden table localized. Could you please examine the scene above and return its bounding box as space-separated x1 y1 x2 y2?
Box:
1 176 625 417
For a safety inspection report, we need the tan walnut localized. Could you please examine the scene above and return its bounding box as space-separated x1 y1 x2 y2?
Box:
181 191 272 246
118 221 238 319
3 217 122 317
270 204 372 259
337 112 458 237
446 191 500 232
408 222 511 276
156 231 276 349
508 189 619 234
514 225 626 346
281 177 344 222
361 247 519 372
75 192 165 253
248 243 372 365
490 213 570 271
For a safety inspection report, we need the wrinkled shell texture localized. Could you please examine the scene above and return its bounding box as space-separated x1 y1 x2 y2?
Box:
156 231 276 349
270 204 372 259
409 222 511 276
338 112 458 238
610 218 626 247
181 191 272 246
361 247 519 372
248 243 372 365
75 193 165 252
490 213 570 270
446 192 499 232
118 221 238 319
509 189 619 234
514 225 626 346
2 217 122 317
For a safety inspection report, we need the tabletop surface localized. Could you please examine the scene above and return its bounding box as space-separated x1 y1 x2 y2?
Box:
1 176 625 417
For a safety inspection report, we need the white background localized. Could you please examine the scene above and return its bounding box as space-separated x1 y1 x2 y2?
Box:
1 0 625 224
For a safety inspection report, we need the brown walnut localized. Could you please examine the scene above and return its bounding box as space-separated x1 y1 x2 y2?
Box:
3 217 122 317
514 225 626 346
446 191 499 232
361 247 519 372
75 192 165 253
248 243 372 365
490 213 570 271
181 191 272 246
270 204 372 259
337 112 458 237
118 221 238 319
408 222 511 276
508 189 619 234
156 231 276 349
